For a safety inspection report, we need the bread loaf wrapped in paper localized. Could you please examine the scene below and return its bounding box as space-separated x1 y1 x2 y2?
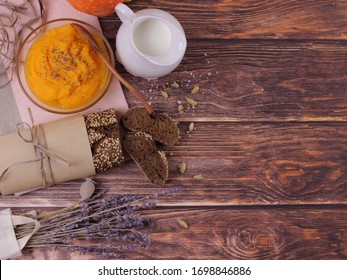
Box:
0 108 124 195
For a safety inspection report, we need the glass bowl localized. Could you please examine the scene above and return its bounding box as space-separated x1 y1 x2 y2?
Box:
17 18 114 114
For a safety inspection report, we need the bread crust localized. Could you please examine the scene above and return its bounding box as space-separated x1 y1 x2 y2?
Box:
122 107 179 145
84 108 124 173
124 131 169 186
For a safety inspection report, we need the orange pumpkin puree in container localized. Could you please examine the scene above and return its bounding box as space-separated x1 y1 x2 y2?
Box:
25 24 109 109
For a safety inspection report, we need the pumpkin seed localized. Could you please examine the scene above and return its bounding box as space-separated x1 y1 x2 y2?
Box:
191 85 200 94
178 104 184 112
186 97 198 106
160 91 168 99
171 81 180 88
188 122 195 132
178 219 189 229
193 174 205 180
180 161 187 174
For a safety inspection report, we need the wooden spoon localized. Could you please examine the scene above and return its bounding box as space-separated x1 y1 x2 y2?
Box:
71 23 154 116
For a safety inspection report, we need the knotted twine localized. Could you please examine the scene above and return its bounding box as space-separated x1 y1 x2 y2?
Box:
0 108 70 187
0 0 44 89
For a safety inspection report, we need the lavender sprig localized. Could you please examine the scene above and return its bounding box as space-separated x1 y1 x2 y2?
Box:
15 186 181 258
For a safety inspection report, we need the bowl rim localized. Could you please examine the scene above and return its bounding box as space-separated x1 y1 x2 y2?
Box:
17 18 115 114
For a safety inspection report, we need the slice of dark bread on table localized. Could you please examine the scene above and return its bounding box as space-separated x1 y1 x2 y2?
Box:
124 131 168 186
122 107 179 145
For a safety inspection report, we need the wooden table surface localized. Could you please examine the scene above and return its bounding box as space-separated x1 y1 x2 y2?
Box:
2 0 347 260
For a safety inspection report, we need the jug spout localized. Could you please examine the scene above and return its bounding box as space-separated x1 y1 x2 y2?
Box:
115 3 136 24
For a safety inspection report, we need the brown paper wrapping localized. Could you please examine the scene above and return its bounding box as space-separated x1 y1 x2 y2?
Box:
0 115 96 195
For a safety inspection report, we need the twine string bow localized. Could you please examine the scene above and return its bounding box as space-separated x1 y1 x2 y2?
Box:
0 109 70 186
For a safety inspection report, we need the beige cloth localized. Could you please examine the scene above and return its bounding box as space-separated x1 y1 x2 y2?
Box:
0 208 40 259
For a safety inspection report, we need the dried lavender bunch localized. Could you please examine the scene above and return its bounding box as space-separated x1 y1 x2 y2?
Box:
15 185 181 258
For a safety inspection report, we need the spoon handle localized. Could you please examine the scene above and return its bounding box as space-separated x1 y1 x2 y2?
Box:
98 54 154 116
71 23 154 116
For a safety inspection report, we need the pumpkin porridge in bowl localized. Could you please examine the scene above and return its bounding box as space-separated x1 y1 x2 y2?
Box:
17 19 113 114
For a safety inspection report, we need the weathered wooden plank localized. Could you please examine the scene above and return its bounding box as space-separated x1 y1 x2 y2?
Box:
1 122 345 207
116 39 347 121
100 0 347 40
17 207 347 259
2 0 345 263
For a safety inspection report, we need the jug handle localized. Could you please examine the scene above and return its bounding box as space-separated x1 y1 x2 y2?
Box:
115 3 136 24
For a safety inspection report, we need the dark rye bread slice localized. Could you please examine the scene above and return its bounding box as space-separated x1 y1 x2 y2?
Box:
124 131 168 186
122 107 179 145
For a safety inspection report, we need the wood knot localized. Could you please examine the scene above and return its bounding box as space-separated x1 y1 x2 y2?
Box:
223 225 285 259
258 154 343 201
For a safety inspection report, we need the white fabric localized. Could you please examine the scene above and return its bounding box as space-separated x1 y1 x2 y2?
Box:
0 208 41 259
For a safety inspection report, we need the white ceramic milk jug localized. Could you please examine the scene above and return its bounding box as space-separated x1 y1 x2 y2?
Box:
115 3 187 79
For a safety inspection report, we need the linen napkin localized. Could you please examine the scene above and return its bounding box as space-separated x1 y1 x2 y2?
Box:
0 208 40 259
0 0 128 136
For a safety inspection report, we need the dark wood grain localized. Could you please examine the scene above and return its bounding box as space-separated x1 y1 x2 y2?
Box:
111 39 347 122
18 207 347 260
1 122 346 208
100 0 347 40
1 0 346 260
100 1 347 122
